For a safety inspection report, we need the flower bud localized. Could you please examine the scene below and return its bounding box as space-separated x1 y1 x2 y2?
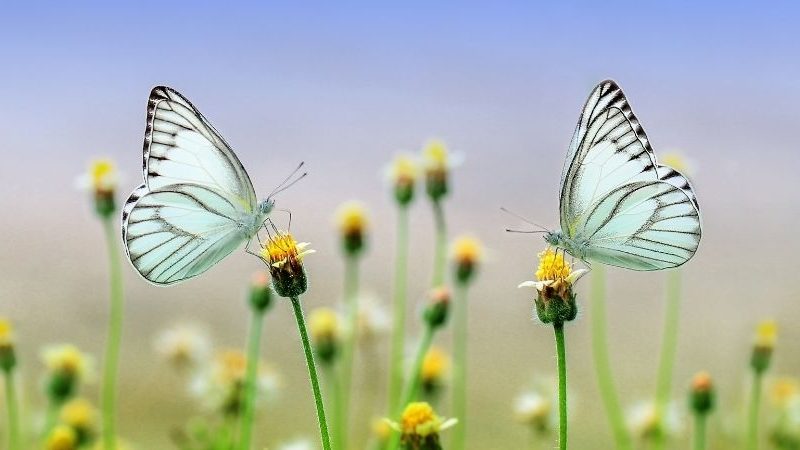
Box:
689 371 715 415
336 201 368 257
518 249 587 326
309 308 340 365
422 140 450 203
248 272 274 313
421 346 449 396
389 154 418 207
424 287 450 329
0 317 16 372
751 320 777 374
451 236 482 285
260 232 314 298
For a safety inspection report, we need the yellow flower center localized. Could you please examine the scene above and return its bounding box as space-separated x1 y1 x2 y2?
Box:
535 248 572 281
390 154 418 184
755 320 777 349
421 347 449 383
261 232 310 268
401 402 438 435
423 139 449 171
45 345 86 375
89 159 117 192
336 202 368 236
46 425 77 450
453 236 482 266
216 349 248 382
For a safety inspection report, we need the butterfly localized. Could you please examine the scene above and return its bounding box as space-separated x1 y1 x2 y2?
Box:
121 86 300 285
541 80 701 270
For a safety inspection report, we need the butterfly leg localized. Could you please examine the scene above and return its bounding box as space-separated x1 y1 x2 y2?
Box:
245 237 262 258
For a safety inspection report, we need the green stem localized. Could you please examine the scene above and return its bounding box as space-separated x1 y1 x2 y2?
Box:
590 265 632 450
747 371 763 450
4 371 20 450
387 325 436 450
388 206 410 415
451 282 469 450
324 364 345 450
653 269 682 450
238 309 266 450
431 199 447 288
339 255 360 450
44 399 62 438
554 323 568 450
290 296 333 450
101 216 124 450
693 413 707 450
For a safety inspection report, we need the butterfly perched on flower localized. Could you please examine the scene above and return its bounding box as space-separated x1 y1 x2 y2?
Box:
121 87 302 285
541 80 701 270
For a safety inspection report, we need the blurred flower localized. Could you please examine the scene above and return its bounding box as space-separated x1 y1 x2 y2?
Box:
154 323 211 371
422 139 454 202
771 377 800 409
660 152 696 177
388 401 457 450
689 371 715 415
260 231 314 298
387 153 418 205
41 344 94 403
519 249 587 325
752 319 778 373
372 416 393 444
46 424 78 450
249 271 274 312
421 346 450 394
514 391 553 434
76 158 120 217
309 307 341 364
356 294 391 342
771 390 800 449
451 235 483 285
0 316 16 372
627 400 683 441
191 349 279 415
423 287 451 329
335 201 369 256
60 397 98 445
276 438 317 450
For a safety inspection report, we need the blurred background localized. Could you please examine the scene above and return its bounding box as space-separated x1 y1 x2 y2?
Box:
1 1 799 448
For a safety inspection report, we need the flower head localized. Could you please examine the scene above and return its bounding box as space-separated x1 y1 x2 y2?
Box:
451 235 483 285
60 397 98 445
154 323 212 371
752 319 777 373
689 371 715 415
518 248 587 325
372 416 393 444
421 346 450 394
0 316 16 372
422 139 452 202
77 158 120 217
771 377 800 409
387 153 418 205
335 201 369 256
191 349 279 415
627 400 683 442
41 344 94 403
514 391 553 434
423 287 451 329
309 307 341 364
46 425 78 450
260 231 314 298
388 402 457 450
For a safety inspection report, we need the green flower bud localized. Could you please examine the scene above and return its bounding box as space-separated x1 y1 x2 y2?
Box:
424 287 450 329
248 272 274 313
689 371 715 415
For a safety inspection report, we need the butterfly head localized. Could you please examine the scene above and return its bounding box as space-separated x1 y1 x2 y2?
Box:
259 198 276 216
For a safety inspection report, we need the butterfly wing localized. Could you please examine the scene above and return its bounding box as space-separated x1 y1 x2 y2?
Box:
122 184 248 285
559 80 701 270
121 86 259 285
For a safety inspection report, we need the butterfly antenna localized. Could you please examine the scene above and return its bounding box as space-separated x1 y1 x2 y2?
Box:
505 228 547 234
268 161 306 198
500 207 550 232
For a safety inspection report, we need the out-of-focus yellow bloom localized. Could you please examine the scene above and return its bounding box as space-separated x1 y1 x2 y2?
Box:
154 324 211 370
0 317 13 346
421 346 450 389
42 344 93 380
372 416 393 443
46 425 78 450
78 159 119 194
309 308 340 344
422 140 450 174
335 201 369 238
627 400 683 441
771 378 800 408
755 320 778 350
60 397 98 441
661 152 695 177
452 235 483 284
192 349 280 414
389 154 419 187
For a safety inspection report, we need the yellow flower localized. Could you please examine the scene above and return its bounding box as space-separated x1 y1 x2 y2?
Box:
422 139 450 173
82 158 119 194
452 235 483 284
309 308 340 342
660 152 695 177
154 324 211 370
421 346 449 388
0 317 13 346
192 349 280 414
335 201 369 237
389 154 418 185
755 320 778 350
535 248 572 281
42 344 93 380
372 416 393 443
60 397 98 436
771 377 800 408
46 425 78 450
519 248 587 325
0 317 16 372
261 232 314 270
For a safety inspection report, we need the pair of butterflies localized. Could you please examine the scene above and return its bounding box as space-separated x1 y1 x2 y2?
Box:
121 80 701 285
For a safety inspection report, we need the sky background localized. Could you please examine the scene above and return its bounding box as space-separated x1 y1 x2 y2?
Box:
1 2 799 448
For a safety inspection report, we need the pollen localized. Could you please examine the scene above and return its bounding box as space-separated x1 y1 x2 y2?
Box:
401 402 438 436
535 248 572 282
261 232 313 268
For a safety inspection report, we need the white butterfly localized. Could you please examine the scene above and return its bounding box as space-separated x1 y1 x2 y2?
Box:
121 86 292 285
543 80 701 270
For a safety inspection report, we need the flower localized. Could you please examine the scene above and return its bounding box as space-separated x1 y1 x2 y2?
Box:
309 307 341 364
372 416 393 444
46 425 78 450
518 248 587 325
0 316 16 372
660 152 695 178
626 400 683 441
154 323 212 371
514 391 553 434
771 378 800 409
41 344 94 403
689 371 715 415
423 287 451 329
249 271 274 312
451 235 483 284
422 139 452 202
335 201 369 256
260 231 314 298
752 319 778 373
387 153 418 205
388 401 457 450
77 158 120 217
191 349 280 415
421 346 450 394
770 391 800 449
60 397 98 445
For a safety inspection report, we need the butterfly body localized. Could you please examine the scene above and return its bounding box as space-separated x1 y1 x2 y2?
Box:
548 80 701 271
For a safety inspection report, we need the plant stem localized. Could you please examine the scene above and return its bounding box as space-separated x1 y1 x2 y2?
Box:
239 309 266 450
693 413 707 450
387 325 436 450
324 365 345 450
101 216 124 450
431 199 447 288
747 371 763 450
590 265 632 450
290 296 332 450
388 206 410 415
339 254 360 450
653 269 682 450
451 282 469 450
44 399 62 438
554 323 568 450
4 371 20 450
